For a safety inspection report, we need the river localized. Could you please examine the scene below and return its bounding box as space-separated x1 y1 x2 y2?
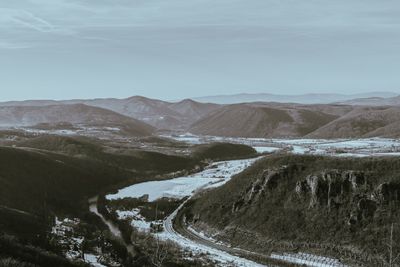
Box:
103 157 266 266
88 196 136 257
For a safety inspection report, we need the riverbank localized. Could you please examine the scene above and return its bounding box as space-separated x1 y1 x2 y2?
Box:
100 157 265 266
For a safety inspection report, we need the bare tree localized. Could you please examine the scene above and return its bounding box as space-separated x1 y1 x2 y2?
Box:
151 203 168 267
386 223 400 267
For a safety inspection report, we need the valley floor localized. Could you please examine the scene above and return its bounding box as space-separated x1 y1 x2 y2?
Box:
104 158 265 266
165 133 400 158
101 156 348 267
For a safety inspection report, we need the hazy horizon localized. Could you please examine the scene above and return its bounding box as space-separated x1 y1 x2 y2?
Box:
0 91 398 103
2 0 400 101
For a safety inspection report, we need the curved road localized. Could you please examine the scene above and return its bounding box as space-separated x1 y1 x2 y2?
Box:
162 195 269 267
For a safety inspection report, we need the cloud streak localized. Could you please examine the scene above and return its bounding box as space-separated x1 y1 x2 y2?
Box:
2 0 400 49
0 0 400 100
0 8 55 32
5 10 55 32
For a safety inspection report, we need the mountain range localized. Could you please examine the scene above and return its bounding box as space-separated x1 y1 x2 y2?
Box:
191 92 398 104
336 95 400 106
0 104 154 136
189 103 350 138
2 93 400 138
0 97 220 131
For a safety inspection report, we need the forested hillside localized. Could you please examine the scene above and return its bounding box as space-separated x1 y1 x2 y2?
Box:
186 155 400 266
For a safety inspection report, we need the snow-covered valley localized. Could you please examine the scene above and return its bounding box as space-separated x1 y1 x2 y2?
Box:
165 133 400 158
103 155 348 267
105 157 266 266
4 129 396 267
106 158 258 202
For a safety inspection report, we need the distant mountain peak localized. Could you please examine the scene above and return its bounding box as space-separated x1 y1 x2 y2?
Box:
178 98 197 104
192 92 398 104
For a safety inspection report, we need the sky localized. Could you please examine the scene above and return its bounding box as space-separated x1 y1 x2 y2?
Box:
1 0 400 101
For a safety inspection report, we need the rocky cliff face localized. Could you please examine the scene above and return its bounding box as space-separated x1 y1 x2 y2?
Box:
188 156 400 266
233 166 290 212
296 170 368 207
295 170 400 224
295 170 379 226
233 167 400 227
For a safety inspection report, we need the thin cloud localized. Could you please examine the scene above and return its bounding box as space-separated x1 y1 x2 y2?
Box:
0 8 55 32
0 0 400 98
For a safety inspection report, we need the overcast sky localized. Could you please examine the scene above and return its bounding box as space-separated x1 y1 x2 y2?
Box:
1 0 400 101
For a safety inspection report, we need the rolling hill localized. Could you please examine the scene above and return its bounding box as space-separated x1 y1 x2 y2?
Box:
189 103 345 138
191 142 257 161
0 136 207 267
0 96 220 130
190 103 400 138
0 104 154 136
306 106 400 138
0 135 253 241
168 99 220 120
78 96 184 129
0 146 128 215
4 96 400 138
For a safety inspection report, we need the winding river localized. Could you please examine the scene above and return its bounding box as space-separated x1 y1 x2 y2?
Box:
89 155 347 267
90 157 266 266
88 196 136 256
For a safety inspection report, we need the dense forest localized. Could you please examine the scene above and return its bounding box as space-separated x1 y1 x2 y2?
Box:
186 155 400 266
0 135 257 266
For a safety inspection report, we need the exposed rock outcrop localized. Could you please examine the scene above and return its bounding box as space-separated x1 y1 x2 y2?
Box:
232 166 400 227
233 166 289 212
188 156 400 267
294 170 400 226
374 182 400 203
296 170 368 208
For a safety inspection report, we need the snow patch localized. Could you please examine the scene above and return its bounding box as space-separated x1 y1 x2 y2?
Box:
253 146 280 153
106 158 259 202
271 252 347 267
165 134 400 157
156 228 265 267
116 209 153 232
84 254 107 267
107 157 263 266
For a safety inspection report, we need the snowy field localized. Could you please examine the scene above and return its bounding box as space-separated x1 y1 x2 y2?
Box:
5 126 127 140
106 158 258 202
275 138 400 157
106 157 264 266
104 153 348 267
165 133 400 157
